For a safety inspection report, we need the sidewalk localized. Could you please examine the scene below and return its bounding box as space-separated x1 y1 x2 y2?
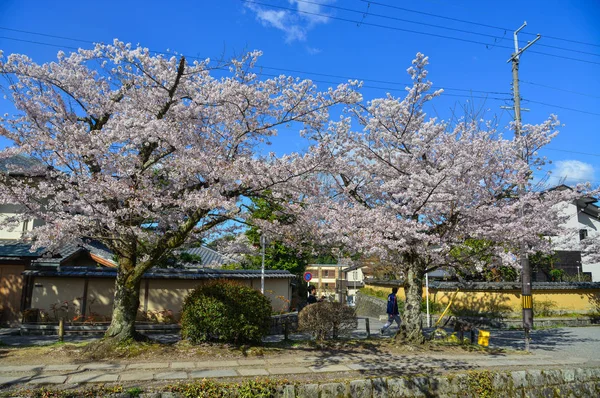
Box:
1 321 599 389
1 349 594 388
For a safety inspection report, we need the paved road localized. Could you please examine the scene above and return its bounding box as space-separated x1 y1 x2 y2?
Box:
2 320 599 362
488 325 600 359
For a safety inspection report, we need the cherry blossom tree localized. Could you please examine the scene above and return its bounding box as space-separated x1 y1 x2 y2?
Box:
307 54 593 343
0 41 360 342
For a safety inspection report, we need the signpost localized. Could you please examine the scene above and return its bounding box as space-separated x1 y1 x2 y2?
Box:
303 271 312 286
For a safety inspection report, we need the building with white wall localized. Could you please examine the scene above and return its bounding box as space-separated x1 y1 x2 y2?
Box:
553 195 600 281
544 185 600 282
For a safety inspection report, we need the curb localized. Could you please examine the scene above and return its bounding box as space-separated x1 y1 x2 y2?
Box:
7 367 598 397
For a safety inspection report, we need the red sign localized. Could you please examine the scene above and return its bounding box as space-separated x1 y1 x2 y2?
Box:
303 272 312 282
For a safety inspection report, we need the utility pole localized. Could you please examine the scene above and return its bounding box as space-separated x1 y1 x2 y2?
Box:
260 234 266 294
506 22 541 352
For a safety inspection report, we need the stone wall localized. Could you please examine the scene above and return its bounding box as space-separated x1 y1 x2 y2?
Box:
268 368 600 397
354 292 386 318
130 367 600 397
270 312 299 334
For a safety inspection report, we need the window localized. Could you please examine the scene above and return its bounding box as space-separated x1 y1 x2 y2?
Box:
325 283 329 289
323 270 329 277
580 229 588 240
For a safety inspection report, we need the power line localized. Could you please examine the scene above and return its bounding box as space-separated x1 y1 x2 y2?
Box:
520 80 600 100
242 0 600 65
544 148 600 158
258 71 511 100
532 173 600 185
360 0 600 49
0 26 91 44
521 99 600 116
0 33 511 97
293 0 600 58
0 36 79 51
257 65 510 95
0 30 594 114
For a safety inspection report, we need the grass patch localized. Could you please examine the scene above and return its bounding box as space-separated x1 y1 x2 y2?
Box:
5 385 126 398
165 378 287 398
533 323 568 330
359 287 389 300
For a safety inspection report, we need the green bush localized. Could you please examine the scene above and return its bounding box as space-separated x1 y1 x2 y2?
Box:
298 301 358 340
166 378 280 397
549 269 564 282
533 299 557 317
359 287 388 300
421 298 443 314
181 280 272 344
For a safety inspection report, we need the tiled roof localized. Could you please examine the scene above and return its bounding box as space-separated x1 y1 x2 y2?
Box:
307 263 343 268
429 281 600 290
82 240 115 263
19 239 116 267
342 263 363 272
0 241 44 258
23 266 294 280
181 246 234 267
0 239 229 269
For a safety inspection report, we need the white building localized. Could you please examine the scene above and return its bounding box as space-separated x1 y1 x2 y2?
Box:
555 195 600 281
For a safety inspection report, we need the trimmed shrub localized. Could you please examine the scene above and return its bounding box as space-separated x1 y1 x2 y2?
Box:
181 280 272 344
298 301 358 340
533 299 557 317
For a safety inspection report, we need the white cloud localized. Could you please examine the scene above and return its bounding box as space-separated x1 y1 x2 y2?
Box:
306 46 322 55
245 1 333 43
547 160 595 187
295 0 330 24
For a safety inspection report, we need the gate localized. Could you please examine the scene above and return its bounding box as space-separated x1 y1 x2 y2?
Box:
0 264 24 325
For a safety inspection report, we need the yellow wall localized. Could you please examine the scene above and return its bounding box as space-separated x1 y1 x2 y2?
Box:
31 277 84 320
261 278 291 313
429 289 599 314
87 279 117 319
146 279 202 317
364 283 600 315
365 285 407 300
30 276 292 321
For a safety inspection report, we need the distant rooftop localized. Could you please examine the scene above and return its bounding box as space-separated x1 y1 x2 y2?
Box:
181 246 234 267
23 266 294 280
0 238 233 269
0 154 47 176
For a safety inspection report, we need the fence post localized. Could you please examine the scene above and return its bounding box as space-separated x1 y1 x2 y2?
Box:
365 317 370 338
283 318 289 341
58 318 64 342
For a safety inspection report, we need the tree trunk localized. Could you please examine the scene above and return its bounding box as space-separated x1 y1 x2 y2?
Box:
104 262 142 341
396 262 425 344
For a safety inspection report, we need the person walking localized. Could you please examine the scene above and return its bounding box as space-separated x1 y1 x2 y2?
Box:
381 287 401 334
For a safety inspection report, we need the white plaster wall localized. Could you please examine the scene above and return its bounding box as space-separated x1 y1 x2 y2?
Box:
0 204 26 240
554 202 581 251
347 268 364 283
0 204 45 240
579 210 600 281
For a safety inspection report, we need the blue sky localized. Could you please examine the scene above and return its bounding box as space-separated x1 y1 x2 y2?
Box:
1 0 599 188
